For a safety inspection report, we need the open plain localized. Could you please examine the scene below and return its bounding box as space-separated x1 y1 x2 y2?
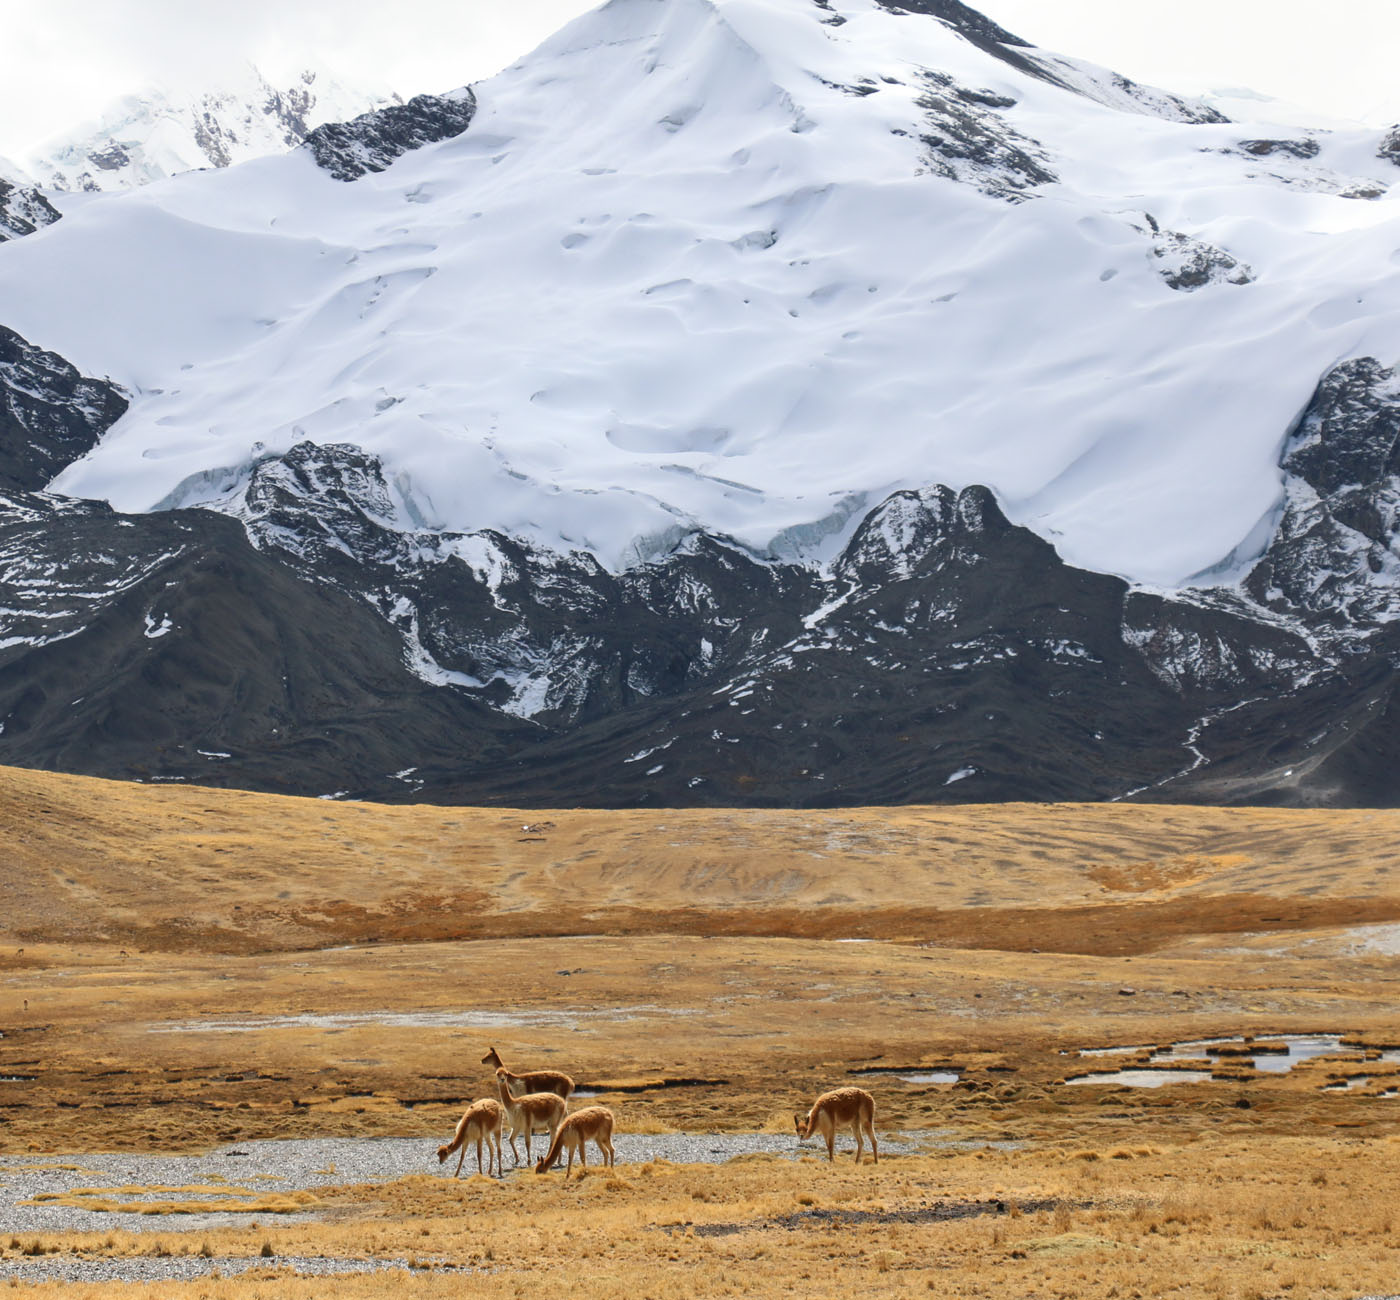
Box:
2 764 1400 1298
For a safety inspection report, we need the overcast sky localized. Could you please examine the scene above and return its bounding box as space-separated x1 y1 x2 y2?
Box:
0 0 1396 160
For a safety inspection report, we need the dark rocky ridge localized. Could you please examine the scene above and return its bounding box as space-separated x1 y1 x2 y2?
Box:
303 91 477 182
2 324 1400 806
874 0 1073 93
1 288 1399 809
876 0 1227 125
0 487 533 797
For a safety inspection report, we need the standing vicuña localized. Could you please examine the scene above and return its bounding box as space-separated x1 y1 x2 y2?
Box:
496 1072 568 1167
437 1097 505 1178
795 1087 878 1164
533 1105 615 1180
481 1045 575 1100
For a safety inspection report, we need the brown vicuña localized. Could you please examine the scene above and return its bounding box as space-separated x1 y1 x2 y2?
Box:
795 1086 878 1164
437 1097 505 1179
496 1072 568 1167
534 1105 615 1180
482 1045 575 1100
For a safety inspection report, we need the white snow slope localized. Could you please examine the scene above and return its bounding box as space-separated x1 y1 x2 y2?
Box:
0 0 1398 586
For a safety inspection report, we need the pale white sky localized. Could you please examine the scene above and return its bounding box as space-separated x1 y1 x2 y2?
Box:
0 0 1395 160
977 0 1400 128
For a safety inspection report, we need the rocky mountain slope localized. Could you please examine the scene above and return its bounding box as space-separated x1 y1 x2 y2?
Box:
1 0 1399 807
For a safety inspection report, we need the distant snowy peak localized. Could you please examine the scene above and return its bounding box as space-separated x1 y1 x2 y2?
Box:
24 68 400 192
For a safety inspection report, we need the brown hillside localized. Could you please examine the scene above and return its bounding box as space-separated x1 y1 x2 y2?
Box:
3 764 1400 956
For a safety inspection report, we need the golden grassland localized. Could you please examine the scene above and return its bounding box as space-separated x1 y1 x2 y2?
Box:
7 1138 1400 1300
3 764 1400 1297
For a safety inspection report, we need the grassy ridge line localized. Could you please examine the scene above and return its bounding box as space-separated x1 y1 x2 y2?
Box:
4 763 1400 955
9 897 1400 958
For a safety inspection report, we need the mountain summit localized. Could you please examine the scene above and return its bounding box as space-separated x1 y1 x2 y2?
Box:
1 0 1399 807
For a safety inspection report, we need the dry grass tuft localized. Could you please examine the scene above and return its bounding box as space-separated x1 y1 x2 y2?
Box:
20 1187 319 1216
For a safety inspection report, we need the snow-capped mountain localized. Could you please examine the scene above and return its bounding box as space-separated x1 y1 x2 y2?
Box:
21 67 398 193
1 0 1400 808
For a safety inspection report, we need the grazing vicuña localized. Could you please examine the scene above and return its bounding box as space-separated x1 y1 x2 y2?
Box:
534 1105 615 1180
795 1087 879 1164
437 1097 505 1179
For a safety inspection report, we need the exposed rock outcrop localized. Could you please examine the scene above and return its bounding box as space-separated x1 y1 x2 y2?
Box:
303 91 477 181
0 176 60 242
0 325 127 492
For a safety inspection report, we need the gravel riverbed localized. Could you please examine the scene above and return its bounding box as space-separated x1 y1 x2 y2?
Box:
0 1254 463 1284
0 1135 1388 1297
0 1130 935 1283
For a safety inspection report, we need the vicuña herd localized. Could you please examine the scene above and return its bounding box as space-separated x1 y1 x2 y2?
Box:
437 1046 877 1179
